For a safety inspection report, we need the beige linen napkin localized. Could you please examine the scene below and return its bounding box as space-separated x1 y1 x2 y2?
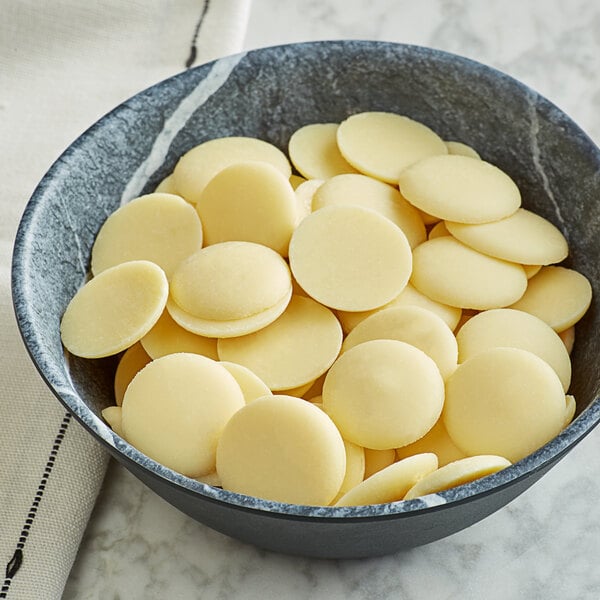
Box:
0 1 250 598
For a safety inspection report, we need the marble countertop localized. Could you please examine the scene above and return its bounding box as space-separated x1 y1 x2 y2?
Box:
64 1 600 598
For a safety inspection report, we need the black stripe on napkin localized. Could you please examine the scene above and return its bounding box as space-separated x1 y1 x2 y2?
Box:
1 413 72 598
185 0 212 69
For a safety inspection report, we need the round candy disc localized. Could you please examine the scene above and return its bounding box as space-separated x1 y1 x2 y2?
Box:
323 339 445 449
335 453 439 507
289 205 412 311
288 123 358 179
399 155 521 223
121 353 245 477
196 161 298 256
443 347 566 462
456 308 572 391
60 260 168 358
445 141 481 159
403 455 511 500
336 112 447 183
216 395 346 505
114 342 152 406
509 266 592 332
91 193 202 278
363 448 397 479
173 136 291 204
411 237 527 310
217 295 343 390
219 362 272 404
446 208 569 265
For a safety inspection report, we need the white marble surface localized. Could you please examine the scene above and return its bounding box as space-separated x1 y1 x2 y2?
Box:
64 1 600 598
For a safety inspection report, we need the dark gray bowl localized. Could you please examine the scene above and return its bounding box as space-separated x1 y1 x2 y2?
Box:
12 40 600 559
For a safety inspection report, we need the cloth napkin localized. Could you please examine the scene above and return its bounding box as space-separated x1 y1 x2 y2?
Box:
0 1 251 598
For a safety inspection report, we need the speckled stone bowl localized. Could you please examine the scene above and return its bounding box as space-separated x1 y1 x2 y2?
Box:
12 41 600 559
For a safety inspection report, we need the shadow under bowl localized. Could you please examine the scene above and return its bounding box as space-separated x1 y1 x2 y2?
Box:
11 40 600 559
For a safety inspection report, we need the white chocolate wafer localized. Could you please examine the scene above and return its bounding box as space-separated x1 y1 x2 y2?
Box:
101 406 123 438
216 395 346 505
61 261 168 359
443 347 566 462
428 221 450 240
289 205 412 311
564 395 576 428
323 339 444 449
403 455 511 500
342 306 458 380
456 308 572 391
411 237 527 309
509 266 592 332
295 178 324 224
166 287 292 339
114 342 152 406
196 161 297 256
91 193 202 278
217 295 342 390
337 112 447 183
335 453 439 507
446 208 568 265
445 141 481 159
399 155 521 223
173 136 291 204
559 326 576 354
288 123 358 179
122 353 245 477
363 448 397 479
312 174 426 248
141 310 218 360
154 174 179 195
332 440 366 504
170 241 291 321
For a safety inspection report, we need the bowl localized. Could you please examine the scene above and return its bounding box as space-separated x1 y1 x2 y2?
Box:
12 40 600 559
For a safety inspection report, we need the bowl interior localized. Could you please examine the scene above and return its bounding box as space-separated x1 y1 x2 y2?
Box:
12 40 600 518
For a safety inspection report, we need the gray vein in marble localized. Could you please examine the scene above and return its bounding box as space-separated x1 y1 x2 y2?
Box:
120 52 246 205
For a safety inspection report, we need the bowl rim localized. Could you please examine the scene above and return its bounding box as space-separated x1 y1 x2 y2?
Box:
11 39 600 520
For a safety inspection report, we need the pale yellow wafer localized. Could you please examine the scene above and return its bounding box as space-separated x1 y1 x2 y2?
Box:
166 287 292 339
523 264 542 279
288 123 358 179
289 205 413 311
323 339 444 449
399 155 521 223
335 453 439 507
154 174 179 195
332 440 366 504
173 137 291 204
342 306 458 380
411 237 527 309
336 282 461 334
363 448 396 479
509 266 592 332
217 295 342 390
216 395 346 505
196 161 297 256
446 208 568 265
101 406 123 438
456 308 572 391
114 342 152 406
445 141 481 159
559 326 576 354
396 417 466 467
141 310 218 360
443 347 566 462
295 178 324 224
403 455 511 500
219 361 272 404
336 112 447 183
312 174 426 248
564 395 576 427
170 241 291 321
61 261 168 359
91 193 202 278
278 380 316 397
122 353 245 477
